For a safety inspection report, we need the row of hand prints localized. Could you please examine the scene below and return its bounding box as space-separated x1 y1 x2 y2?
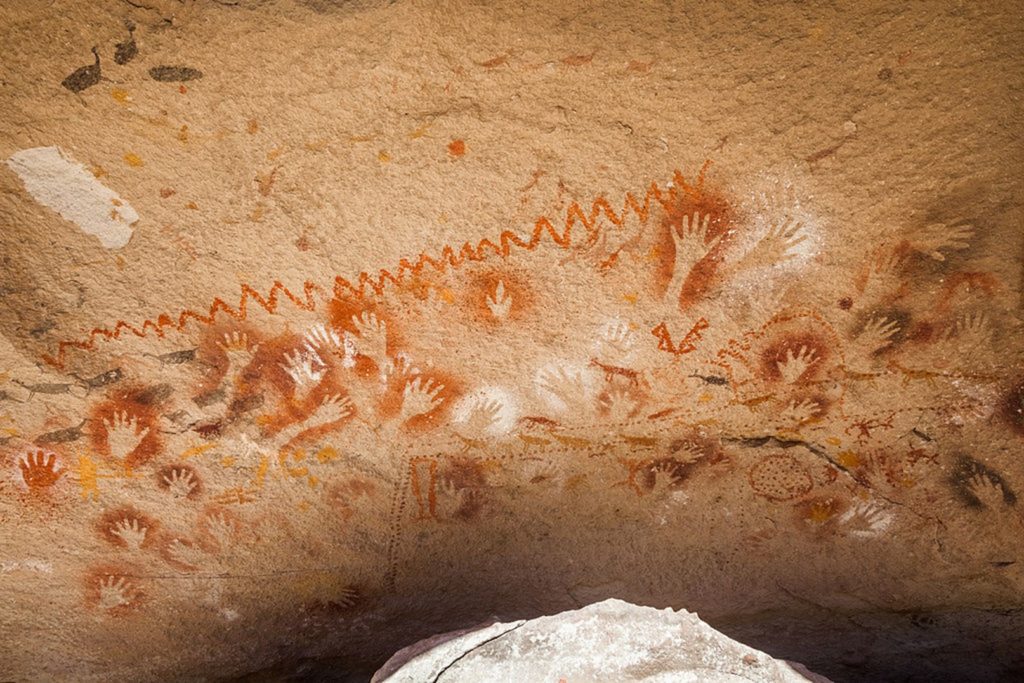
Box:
3 169 1021 625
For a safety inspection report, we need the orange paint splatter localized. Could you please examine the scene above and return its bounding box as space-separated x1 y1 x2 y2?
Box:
562 53 595 67
123 153 144 167
447 139 466 157
110 88 130 103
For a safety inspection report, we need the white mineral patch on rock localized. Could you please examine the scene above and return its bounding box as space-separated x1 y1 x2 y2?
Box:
6 146 138 248
375 598 832 682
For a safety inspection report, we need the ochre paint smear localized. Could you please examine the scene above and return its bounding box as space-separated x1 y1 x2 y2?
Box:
448 139 466 157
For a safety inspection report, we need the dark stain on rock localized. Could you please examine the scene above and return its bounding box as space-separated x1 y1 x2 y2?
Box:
75 368 124 390
134 383 174 405
13 379 73 396
149 65 203 82
229 393 264 415
194 388 225 408
158 348 197 365
62 47 102 92
36 422 86 445
1000 378 1024 437
114 21 138 65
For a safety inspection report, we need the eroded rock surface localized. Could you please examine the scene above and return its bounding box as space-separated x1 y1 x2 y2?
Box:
375 599 831 682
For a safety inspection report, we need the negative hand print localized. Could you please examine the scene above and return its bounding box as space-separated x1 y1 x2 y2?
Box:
162 467 198 498
649 462 681 496
780 398 820 425
967 473 1007 510
98 575 133 611
485 280 512 320
839 501 892 538
459 397 502 438
310 394 354 426
280 348 325 398
599 387 638 421
218 331 259 369
953 312 992 348
304 323 342 354
909 221 974 261
538 365 589 415
597 320 637 366
19 450 63 490
206 512 237 552
400 377 445 421
856 317 901 355
350 311 388 367
166 538 206 569
104 411 150 462
776 345 818 384
111 518 149 551
741 217 806 269
665 213 722 303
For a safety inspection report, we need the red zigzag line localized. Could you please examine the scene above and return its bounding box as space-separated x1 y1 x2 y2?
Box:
43 173 688 369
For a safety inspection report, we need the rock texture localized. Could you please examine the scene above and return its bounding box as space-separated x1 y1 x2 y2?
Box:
374 599 832 682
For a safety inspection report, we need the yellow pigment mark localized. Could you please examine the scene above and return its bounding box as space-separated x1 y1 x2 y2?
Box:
123 152 144 167
826 437 842 446
622 293 638 304
378 150 391 163
439 287 456 304
110 88 130 103
698 392 712 403
409 123 432 139
837 451 861 468
178 125 189 143
77 454 99 501
316 446 340 464
647 246 661 262
308 475 320 488
214 487 258 505
267 148 284 161
437 213 449 224
564 474 587 490
91 165 107 178
807 501 835 523
220 456 236 467
304 139 328 151
255 456 269 488
182 443 218 460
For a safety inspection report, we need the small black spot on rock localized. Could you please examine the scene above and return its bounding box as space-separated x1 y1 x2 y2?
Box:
114 39 137 65
149 65 203 82
62 47 102 93
114 20 138 65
